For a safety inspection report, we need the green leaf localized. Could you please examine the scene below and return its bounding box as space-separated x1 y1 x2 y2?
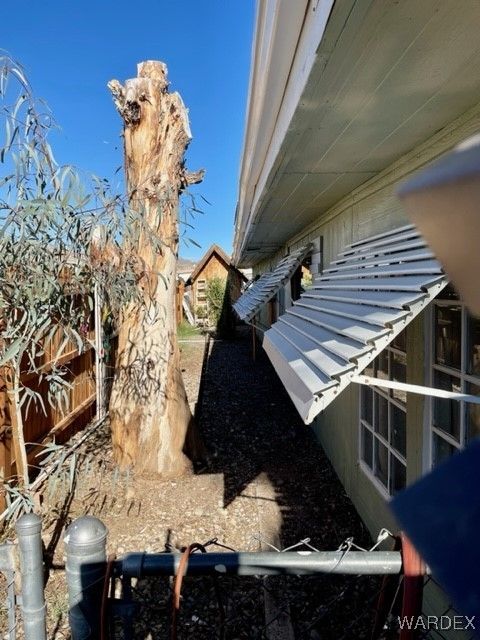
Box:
0 336 25 365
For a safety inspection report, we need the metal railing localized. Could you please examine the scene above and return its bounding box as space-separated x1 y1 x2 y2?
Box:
4 514 468 640
63 516 407 640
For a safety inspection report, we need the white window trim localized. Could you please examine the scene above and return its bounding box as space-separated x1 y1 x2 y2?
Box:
426 294 480 469
358 460 392 503
358 341 407 499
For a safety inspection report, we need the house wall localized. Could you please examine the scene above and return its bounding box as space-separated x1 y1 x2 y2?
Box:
253 101 480 521
227 268 245 305
248 103 480 633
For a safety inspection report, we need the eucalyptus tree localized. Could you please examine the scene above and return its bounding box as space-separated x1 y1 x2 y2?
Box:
108 61 205 477
0 56 144 491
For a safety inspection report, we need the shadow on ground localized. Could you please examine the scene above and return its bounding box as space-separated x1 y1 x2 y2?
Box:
118 324 384 640
196 325 370 550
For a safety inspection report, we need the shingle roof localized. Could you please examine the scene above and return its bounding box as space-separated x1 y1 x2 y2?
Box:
186 244 246 285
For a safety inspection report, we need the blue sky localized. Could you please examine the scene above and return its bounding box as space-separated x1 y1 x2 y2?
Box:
2 1 255 260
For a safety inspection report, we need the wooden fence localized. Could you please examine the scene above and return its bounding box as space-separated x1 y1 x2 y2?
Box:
0 290 114 510
176 278 185 324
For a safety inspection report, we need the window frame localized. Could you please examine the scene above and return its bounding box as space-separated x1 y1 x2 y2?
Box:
359 338 407 499
196 279 207 303
426 293 480 468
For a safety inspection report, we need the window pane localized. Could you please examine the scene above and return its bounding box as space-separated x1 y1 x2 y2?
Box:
361 387 373 425
390 455 406 495
392 330 406 352
433 433 458 466
374 439 388 489
374 393 388 440
467 313 480 376
391 351 407 404
391 405 406 458
375 351 389 381
361 426 373 469
433 371 461 441
467 383 480 442
435 305 462 370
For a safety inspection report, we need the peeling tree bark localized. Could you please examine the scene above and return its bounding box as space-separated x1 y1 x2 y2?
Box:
108 61 204 477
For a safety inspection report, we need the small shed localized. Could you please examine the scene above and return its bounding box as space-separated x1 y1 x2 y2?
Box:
186 244 247 322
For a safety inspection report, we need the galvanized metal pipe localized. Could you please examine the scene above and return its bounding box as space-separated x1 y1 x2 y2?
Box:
119 550 403 577
1 542 19 640
64 516 107 640
16 513 47 640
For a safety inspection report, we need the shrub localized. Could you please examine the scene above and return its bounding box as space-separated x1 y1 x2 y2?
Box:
205 277 226 327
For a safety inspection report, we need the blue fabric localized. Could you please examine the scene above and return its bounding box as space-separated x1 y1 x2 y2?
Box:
391 439 480 627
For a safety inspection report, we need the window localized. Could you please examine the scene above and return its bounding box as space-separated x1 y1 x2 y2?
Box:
290 266 302 302
291 264 313 302
268 298 277 325
359 331 407 497
429 285 480 467
196 279 206 303
277 286 286 316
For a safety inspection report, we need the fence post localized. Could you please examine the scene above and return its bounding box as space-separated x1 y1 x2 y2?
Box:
65 515 108 640
16 512 47 640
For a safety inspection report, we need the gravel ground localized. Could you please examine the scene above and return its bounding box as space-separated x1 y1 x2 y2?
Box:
1 326 385 639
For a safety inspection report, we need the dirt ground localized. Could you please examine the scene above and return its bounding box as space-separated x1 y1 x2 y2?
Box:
1 326 386 639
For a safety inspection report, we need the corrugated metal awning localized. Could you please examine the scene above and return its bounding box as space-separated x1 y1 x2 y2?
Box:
233 244 312 322
263 225 448 424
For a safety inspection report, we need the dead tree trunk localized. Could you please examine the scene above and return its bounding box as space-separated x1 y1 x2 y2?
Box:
108 61 204 477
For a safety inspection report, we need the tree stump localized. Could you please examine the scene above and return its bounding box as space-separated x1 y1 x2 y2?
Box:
108 61 204 477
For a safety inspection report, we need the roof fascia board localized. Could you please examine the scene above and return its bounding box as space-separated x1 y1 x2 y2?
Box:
235 0 310 259
234 0 334 264
187 245 233 283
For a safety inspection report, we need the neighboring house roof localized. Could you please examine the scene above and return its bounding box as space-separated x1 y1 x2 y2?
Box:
178 257 196 271
262 225 447 424
234 0 480 266
233 244 311 322
186 244 247 285
177 258 197 284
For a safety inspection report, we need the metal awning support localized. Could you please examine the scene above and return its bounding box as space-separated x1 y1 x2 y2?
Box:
245 317 269 362
352 375 480 404
245 318 268 333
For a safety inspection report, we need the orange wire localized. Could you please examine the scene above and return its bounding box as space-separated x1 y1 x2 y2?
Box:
171 543 205 640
